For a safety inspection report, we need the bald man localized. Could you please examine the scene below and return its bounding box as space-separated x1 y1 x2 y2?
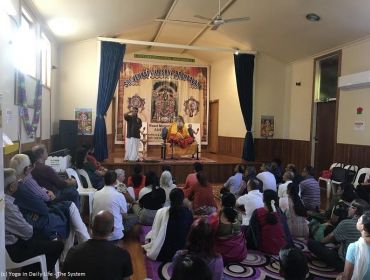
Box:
63 211 133 280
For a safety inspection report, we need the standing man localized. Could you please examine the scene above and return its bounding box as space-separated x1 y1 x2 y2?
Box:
124 106 142 161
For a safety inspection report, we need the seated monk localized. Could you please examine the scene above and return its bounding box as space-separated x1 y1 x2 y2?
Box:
167 116 194 148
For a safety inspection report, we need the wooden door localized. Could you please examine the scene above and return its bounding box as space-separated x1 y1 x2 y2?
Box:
314 101 336 174
208 101 219 153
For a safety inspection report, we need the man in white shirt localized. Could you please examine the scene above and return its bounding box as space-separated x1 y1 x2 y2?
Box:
256 162 277 191
278 171 294 212
236 178 264 226
93 171 128 241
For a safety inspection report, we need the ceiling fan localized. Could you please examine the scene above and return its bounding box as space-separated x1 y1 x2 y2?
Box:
155 0 249 31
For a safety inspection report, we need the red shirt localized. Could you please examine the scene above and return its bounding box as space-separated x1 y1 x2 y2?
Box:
255 207 287 255
127 175 146 200
188 182 217 211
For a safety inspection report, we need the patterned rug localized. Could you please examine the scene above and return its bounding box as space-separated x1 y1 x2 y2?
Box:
142 236 339 280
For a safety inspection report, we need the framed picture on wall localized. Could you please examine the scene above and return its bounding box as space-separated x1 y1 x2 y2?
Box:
261 115 274 138
75 108 93 135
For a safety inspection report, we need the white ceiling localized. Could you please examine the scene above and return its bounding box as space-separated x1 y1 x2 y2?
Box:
29 0 370 62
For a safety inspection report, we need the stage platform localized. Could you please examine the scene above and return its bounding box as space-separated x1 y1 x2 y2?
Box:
103 150 245 184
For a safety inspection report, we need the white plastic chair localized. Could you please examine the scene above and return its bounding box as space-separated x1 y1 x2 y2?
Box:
353 167 370 189
66 168 96 220
77 169 94 189
318 162 343 199
5 249 60 280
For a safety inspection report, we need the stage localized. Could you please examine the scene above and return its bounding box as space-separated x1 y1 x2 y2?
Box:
103 149 245 184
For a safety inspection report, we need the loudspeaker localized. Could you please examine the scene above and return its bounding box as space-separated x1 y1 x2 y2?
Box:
59 120 78 156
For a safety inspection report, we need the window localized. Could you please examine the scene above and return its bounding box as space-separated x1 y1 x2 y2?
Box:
314 53 340 101
41 32 51 87
15 8 37 77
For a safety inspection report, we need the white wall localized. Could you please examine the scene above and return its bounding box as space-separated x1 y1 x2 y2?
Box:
286 58 314 141
337 39 370 145
57 39 100 133
286 37 370 145
210 53 289 139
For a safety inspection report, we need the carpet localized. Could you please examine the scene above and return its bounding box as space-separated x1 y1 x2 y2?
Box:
143 238 340 280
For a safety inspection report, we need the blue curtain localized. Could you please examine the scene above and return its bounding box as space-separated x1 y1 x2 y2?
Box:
93 42 126 161
234 54 255 161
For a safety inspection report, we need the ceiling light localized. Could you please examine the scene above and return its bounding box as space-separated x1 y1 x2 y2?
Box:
306 13 320 22
48 18 76 36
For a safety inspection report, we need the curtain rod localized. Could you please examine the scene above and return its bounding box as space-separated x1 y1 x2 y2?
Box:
98 37 256 55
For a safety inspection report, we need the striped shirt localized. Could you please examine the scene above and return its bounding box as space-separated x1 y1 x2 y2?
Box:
333 218 360 260
299 177 320 211
22 174 51 202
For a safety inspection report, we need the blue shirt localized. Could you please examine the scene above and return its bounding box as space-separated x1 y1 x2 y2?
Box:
224 172 243 194
346 240 370 279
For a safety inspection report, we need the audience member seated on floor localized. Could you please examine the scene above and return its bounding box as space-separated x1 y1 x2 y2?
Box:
63 210 133 280
308 199 369 272
356 175 370 203
285 163 304 186
162 165 177 184
279 245 309 280
76 148 105 190
4 169 64 274
136 171 166 225
342 210 370 280
93 171 137 241
278 171 294 212
171 254 213 280
283 183 309 239
299 165 320 212
309 183 358 242
82 143 108 173
30 144 80 208
8 156 90 259
237 165 257 196
143 188 193 262
127 163 146 200
167 115 194 148
114 169 135 206
160 170 177 207
257 162 277 192
183 162 204 196
223 164 244 195
9 154 53 203
214 192 247 263
271 158 284 184
186 170 217 216
174 218 224 280
248 190 292 255
236 178 264 227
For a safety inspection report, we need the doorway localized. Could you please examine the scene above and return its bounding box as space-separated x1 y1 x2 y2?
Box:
208 100 219 153
311 51 341 174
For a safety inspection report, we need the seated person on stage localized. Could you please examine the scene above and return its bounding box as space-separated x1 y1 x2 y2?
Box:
4 169 64 274
63 211 133 280
167 116 194 148
30 144 80 209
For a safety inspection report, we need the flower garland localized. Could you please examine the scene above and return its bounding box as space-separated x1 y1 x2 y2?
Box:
18 72 42 138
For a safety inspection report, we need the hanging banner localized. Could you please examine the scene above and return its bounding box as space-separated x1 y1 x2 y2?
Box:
116 61 209 145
